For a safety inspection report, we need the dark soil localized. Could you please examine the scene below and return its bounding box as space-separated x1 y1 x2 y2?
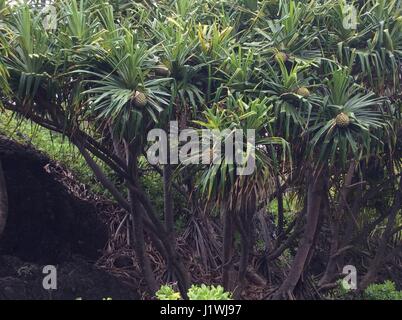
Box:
0 135 139 300
0 255 138 300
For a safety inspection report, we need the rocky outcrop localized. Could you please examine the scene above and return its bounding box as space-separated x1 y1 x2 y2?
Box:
0 135 138 299
0 255 139 300
0 135 107 262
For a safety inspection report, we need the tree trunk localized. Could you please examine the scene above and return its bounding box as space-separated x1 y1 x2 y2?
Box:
222 208 234 290
75 138 191 297
360 178 402 290
126 144 159 295
320 162 356 287
318 188 340 287
318 215 339 287
130 190 159 294
275 175 284 237
163 163 174 242
77 140 158 294
272 169 325 299
128 178 191 297
0 159 8 239
234 194 255 298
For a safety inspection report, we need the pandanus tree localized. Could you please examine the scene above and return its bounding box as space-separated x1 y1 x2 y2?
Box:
0 0 191 296
332 0 402 94
194 96 288 296
147 13 206 280
273 66 389 298
0 0 400 300
78 28 173 294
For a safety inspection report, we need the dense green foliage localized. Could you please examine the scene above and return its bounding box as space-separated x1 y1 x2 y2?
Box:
0 111 102 189
0 0 400 299
364 281 402 300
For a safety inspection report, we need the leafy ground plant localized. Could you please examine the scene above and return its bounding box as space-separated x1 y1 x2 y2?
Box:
156 285 182 301
364 281 402 300
156 284 232 300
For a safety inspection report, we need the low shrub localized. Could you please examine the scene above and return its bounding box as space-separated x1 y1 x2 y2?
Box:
156 284 232 300
364 281 402 300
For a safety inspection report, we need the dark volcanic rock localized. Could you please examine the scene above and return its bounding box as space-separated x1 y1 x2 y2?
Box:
0 136 139 300
0 135 107 263
0 256 139 300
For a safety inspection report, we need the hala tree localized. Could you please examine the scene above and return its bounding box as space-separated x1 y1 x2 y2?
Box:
0 0 401 299
0 0 191 296
194 96 288 295
273 65 390 298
